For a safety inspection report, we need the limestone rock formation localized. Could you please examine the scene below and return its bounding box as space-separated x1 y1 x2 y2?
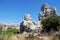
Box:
51 7 57 15
41 3 50 11
20 3 58 33
24 14 32 21
38 3 57 21
20 14 37 33
37 3 57 29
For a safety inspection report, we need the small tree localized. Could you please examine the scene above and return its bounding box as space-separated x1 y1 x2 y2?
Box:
41 15 60 33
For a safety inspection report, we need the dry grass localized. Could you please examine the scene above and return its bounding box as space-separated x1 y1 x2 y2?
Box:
0 33 59 40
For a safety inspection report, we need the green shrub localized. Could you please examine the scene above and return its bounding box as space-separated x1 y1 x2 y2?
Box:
5 27 20 34
41 15 60 33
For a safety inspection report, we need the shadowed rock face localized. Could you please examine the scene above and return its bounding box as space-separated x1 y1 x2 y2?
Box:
51 7 57 15
41 3 50 11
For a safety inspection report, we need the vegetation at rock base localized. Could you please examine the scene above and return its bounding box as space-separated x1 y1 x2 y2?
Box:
0 27 20 40
0 16 60 40
6 27 20 34
41 15 60 33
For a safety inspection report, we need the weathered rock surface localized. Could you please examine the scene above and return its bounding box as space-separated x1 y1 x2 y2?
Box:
38 3 57 21
20 14 38 33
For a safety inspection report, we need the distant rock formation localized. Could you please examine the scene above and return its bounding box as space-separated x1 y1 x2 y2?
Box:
0 23 19 30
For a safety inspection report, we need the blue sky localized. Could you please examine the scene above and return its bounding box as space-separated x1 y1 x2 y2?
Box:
0 0 60 23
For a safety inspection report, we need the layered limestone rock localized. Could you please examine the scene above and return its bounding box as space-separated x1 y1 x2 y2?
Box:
38 3 57 21
20 14 37 33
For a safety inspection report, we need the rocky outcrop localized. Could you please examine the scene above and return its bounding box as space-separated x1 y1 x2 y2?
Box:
38 3 57 21
20 3 58 34
20 14 38 33
37 3 57 29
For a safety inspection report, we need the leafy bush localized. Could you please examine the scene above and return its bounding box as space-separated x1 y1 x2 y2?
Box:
5 27 20 34
41 15 60 33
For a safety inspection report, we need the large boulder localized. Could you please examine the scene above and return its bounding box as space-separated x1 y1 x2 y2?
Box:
20 14 37 33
